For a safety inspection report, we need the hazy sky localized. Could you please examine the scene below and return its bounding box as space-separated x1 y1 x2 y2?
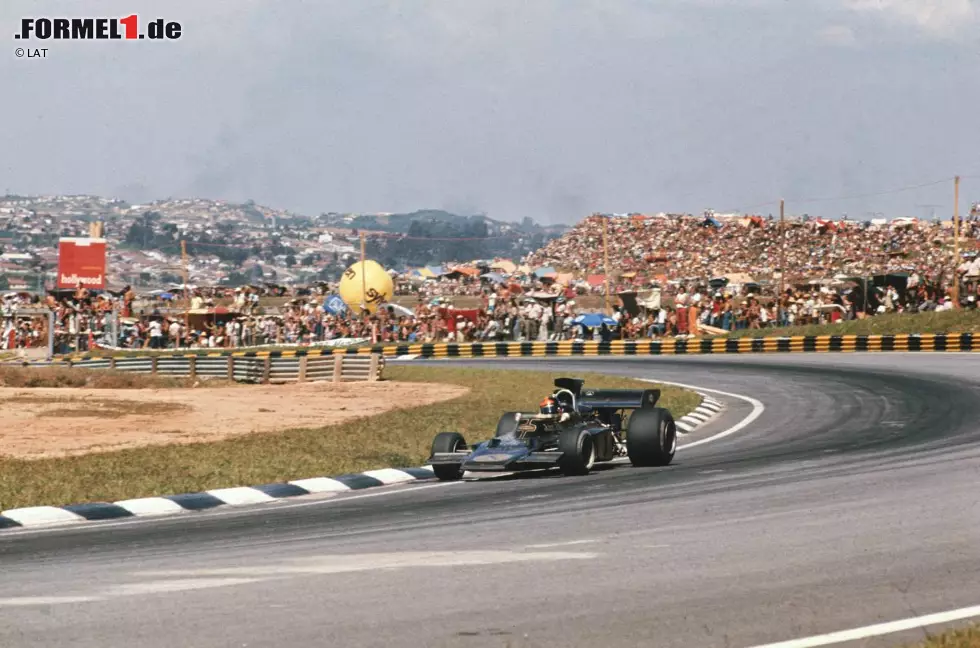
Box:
3 0 979 223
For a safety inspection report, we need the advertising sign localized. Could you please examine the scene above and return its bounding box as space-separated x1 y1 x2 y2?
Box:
57 237 107 289
323 294 348 315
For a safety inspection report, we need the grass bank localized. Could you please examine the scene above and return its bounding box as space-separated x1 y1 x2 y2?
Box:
907 626 980 647
722 309 980 339
0 366 699 510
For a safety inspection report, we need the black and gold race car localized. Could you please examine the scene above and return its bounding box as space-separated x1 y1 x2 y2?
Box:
427 377 677 480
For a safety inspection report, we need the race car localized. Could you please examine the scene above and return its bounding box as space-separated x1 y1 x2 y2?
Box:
427 377 677 480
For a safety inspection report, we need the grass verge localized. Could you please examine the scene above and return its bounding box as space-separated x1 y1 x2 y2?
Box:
906 626 980 647
0 366 699 510
0 365 234 389
721 309 980 339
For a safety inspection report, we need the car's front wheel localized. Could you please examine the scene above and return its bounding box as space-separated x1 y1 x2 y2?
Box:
557 428 596 476
431 431 467 481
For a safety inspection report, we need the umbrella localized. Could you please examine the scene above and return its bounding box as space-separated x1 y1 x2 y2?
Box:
481 272 505 283
385 303 414 317
572 313 618 328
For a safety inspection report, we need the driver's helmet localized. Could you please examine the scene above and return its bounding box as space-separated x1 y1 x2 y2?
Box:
539 397 559 416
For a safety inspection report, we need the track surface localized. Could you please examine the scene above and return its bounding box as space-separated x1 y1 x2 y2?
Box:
1 354 979 648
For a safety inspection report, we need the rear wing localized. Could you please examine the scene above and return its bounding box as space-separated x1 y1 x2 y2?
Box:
578 388 660 411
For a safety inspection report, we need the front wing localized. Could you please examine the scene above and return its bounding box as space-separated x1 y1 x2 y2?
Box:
428 449 564 472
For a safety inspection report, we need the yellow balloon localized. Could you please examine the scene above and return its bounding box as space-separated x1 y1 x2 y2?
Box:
338 260 394 313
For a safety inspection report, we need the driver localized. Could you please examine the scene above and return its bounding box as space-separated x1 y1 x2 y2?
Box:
539 397 572 422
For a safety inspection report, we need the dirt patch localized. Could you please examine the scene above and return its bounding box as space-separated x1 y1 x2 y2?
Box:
0 381 469 459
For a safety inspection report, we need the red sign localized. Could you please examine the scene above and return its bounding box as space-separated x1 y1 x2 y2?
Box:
57 237 107 289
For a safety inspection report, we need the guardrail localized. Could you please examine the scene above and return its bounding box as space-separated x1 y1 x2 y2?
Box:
329 333 978 358
39 332 979 365
62 353 385 384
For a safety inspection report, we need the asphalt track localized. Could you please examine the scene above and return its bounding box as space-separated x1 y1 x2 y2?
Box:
1 353 979 648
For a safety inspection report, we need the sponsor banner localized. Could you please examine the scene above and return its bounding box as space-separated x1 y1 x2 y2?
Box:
57 237 107 289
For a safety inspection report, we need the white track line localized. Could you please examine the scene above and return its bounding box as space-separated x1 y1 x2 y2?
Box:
746 603 980 647
640 379 765 450
0 482 464 537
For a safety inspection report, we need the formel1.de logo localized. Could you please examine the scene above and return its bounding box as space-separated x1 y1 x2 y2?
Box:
15 15 182 41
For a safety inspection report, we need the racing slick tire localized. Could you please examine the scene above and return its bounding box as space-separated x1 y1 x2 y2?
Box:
431 432 467 481
557 428 596 476
495 412 522 439
626 407 676 467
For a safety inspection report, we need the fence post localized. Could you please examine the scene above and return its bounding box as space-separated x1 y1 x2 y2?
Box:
188 355 197 380
298 356 308 383
262 356 271 384
227 355 234 380
109 356 116 370
151 356 158 375
333 353 343 383
368 353 379 381
46 310 54 361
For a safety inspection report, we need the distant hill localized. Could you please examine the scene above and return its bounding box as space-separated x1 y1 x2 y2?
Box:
318 209 567 268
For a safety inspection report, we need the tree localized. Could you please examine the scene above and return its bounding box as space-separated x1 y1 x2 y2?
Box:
285 254 296 267
224 271 249 286
125 222 151 248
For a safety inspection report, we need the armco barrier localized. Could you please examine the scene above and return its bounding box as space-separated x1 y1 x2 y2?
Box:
333 332 977 358
52 333 975 366
60 352 384 384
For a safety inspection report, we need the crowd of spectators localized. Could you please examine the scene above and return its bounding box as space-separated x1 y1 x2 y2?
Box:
2 212 978 353
4 272 977 354
526 212 980 293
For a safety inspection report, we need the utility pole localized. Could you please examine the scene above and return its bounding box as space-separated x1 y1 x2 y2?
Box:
778 199 785 298
603 214 611 315
360 232 367 314
181 240 190 344
953 175 961 307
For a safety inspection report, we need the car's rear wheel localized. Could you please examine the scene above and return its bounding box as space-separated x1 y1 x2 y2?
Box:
431 432 467 481
627 408 676 467
557 428 595 476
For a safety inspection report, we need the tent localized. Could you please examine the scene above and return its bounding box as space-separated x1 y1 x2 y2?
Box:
490 259 517 274
423 265 445 278
447 266 480 278
554 272 576 286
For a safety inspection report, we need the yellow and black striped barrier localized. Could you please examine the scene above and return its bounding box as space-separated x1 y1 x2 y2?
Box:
55 333 977 363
